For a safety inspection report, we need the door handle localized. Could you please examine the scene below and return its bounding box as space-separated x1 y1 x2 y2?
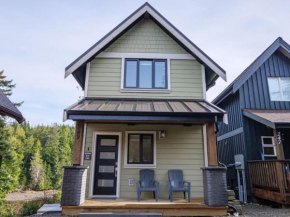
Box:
115 162 118 177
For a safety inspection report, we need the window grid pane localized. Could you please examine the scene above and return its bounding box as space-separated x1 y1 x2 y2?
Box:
142 135 153 163
268 78 282 101
128 135 140 163
281 78 290 101
155 61 166 88
125 61 137 88
139 61 153 88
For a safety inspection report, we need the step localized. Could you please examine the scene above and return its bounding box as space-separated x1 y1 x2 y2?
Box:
80 212 163 217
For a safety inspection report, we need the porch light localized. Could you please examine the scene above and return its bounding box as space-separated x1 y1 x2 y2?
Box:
159 130 166 139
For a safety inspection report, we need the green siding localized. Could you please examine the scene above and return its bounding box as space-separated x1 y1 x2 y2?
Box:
104 19 187 54
83 124 205 199
88 59 203 99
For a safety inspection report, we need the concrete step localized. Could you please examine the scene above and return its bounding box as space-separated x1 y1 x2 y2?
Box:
79 212 162 217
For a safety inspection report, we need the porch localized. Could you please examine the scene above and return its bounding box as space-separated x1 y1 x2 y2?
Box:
248 160 290 204
62 198 228 216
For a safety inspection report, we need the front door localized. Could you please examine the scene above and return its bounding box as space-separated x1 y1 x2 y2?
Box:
93 135 119 196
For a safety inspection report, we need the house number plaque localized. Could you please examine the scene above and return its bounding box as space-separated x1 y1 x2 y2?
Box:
84 152 92 160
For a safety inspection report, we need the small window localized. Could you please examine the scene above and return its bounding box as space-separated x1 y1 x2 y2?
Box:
268 77 290 101
261 136 276 157
125 131 156 168
128 134 153 164
124 59 167 89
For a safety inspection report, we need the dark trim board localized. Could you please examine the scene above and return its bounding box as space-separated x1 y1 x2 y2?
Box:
68 114 222 122
217 127 243 142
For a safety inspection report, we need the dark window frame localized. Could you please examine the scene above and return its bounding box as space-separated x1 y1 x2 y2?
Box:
127 134 154 164
124 59 168 89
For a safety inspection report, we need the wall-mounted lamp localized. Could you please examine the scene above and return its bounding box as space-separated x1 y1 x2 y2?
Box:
159 130 166 139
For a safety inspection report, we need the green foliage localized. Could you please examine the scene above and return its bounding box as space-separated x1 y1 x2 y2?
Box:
0 123 75 201
21 201 43 216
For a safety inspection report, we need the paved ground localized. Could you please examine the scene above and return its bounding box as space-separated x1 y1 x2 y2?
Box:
27 203 290 217
7 190 58 202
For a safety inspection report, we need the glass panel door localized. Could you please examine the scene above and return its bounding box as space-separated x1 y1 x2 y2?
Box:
93 135 119 196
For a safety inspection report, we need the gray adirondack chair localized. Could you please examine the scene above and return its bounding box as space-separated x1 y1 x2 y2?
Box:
136 169 159 202
167 170 191 202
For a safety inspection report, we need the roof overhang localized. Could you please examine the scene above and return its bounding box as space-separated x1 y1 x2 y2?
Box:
243 109 290 129
213 37 290 105
64 98 226 124
0 91 25 123
65 2 226 89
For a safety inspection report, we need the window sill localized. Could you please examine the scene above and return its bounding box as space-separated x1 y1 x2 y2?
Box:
124 164 156 169
120 89 171 93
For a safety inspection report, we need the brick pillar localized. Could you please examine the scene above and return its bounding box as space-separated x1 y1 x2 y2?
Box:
201 166 227 206
61 165 88 206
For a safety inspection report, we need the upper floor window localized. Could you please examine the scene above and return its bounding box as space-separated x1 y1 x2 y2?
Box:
124 59 167 89
268 77 290 101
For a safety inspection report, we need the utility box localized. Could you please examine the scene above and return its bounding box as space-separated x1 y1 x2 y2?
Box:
234 154 245 170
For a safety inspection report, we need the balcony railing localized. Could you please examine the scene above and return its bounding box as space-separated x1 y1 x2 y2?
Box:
248 160 290 204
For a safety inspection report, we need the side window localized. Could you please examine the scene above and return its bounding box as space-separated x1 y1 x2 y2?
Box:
261 136 276 157
268 77 290 101
124 59 167 89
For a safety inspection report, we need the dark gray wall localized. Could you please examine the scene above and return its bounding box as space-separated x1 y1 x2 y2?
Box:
217 92 243 137
239 50 290 110
243 116 274 161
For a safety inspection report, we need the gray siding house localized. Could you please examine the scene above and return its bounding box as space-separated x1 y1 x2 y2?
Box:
61 3 228 216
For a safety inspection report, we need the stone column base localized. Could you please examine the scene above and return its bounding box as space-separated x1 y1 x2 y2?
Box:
201 166 227 206
61 165 88 206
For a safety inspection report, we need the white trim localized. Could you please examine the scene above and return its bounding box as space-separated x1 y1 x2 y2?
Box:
84 62 90 97
64 4 226 81
96 52 195 60
167 59 171 90
120 58 125 90
120 89 171 93
261 136 276 157
201 64 206 100
89 131 122 199
124 131 157 168
81 123 87 165
203 125 208 167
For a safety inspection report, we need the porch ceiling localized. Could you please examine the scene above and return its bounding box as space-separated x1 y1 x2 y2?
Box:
243 109 290 129
64 98 226 123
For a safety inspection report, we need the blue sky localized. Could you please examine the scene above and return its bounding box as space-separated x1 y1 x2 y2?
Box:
1 0 290 125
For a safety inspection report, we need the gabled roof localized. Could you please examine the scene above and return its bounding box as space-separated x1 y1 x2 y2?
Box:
65 2 226 89
0 90 25 123
212 37 290 105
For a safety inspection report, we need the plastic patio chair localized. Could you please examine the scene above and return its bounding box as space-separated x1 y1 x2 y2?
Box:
136 169 159 202
167 169 191 202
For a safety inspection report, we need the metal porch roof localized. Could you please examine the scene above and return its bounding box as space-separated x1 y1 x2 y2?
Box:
64 98 226 123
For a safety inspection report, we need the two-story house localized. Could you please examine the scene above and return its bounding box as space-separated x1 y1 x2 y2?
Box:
61 3 228 216
213 37 290 205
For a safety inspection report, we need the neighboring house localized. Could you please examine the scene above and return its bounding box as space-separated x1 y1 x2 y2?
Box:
0 90 24 123
61 3 228 216
212 37 290 205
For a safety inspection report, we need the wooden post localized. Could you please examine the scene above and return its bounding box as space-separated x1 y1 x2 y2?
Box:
73 120 85 165
275 161 286 202
273 129 285 160
206 122 218 166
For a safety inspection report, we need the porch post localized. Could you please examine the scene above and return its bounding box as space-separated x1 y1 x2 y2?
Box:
73 120 85 165
206 122 218 166
273 129 285 160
